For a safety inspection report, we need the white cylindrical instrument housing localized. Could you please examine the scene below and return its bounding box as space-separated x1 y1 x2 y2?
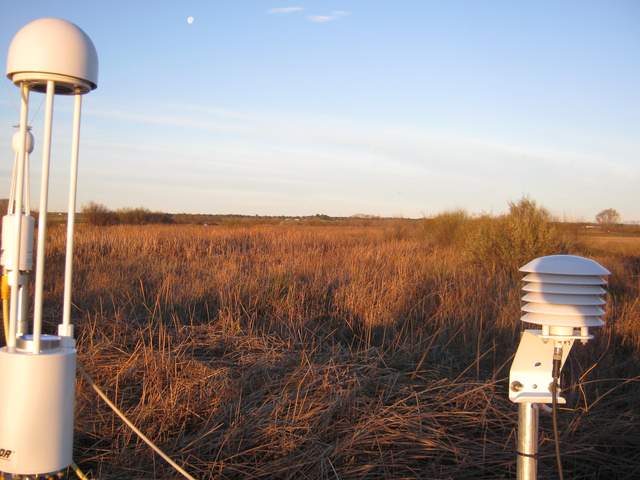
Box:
1 214 34 271
0 340 75 475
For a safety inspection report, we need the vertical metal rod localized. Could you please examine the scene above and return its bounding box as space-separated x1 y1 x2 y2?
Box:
7 83 29 350
24 150 30 214
33 80 55 353
8 153 17 213
61 92 82 336
517 402 538 480
17 282 27 336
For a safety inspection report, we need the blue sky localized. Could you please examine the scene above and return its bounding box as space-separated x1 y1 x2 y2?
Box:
0 1 638 220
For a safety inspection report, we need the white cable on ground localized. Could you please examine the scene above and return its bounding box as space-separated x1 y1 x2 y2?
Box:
77 364 197 480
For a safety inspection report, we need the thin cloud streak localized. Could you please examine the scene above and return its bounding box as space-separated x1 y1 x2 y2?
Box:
84 102 627 177
268 6 304 14
72 100 640 218
85 107 249 135
308 16 333 23
308 10 350 23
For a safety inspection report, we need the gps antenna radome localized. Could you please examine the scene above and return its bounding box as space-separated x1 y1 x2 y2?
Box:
0 17 98 477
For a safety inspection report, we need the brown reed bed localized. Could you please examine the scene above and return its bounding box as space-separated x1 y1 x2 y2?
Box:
30 217 640 479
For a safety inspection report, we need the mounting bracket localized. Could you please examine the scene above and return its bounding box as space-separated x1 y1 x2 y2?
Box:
509 330 574 404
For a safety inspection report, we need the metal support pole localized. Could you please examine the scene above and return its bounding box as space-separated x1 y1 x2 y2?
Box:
24 148 30 214
7 83 29 351
517 402 538 480
32 80 55 353
17 281 27 336
60 92 82 338
8 153 17 213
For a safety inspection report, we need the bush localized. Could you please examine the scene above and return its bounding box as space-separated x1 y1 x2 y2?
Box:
82 202 117 226
422 210 471 247
466 198 569 271
82 203 174 225
116 207 173 225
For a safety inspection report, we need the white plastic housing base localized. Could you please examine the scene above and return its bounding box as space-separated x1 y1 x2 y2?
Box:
509 330 573 404
0 345 75 475
1 214 34 271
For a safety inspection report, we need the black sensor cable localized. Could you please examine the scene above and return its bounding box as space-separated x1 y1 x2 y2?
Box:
551 346 564 480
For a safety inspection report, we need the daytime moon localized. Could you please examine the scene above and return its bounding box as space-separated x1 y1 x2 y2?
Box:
187 16 194 25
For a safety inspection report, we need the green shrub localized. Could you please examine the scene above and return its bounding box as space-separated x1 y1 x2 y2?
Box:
423 210 471 247
466 198 569 271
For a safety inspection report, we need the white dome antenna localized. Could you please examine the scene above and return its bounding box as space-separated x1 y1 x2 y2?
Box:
509 254 610 479
6 17 98 94
0 18 98 478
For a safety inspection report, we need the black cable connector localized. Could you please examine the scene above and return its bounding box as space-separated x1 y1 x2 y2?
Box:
552 347 562 378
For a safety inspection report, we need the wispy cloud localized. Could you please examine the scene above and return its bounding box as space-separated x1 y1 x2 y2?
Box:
308 10 350 23
268 6 350 24
308 15 332 23
268 6 304 14
68 100 638 218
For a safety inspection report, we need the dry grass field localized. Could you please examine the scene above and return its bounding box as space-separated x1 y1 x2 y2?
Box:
31 205 640 479
582 235 640 257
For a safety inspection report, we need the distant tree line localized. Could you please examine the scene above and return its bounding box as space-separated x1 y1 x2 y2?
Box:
82 202 173 225
79 200 629 231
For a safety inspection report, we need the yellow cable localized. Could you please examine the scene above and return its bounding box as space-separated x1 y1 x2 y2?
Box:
2 274 9 345
77 364 197 480
71 460 89 480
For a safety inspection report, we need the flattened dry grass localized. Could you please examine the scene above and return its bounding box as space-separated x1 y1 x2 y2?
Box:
32 221 640 479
